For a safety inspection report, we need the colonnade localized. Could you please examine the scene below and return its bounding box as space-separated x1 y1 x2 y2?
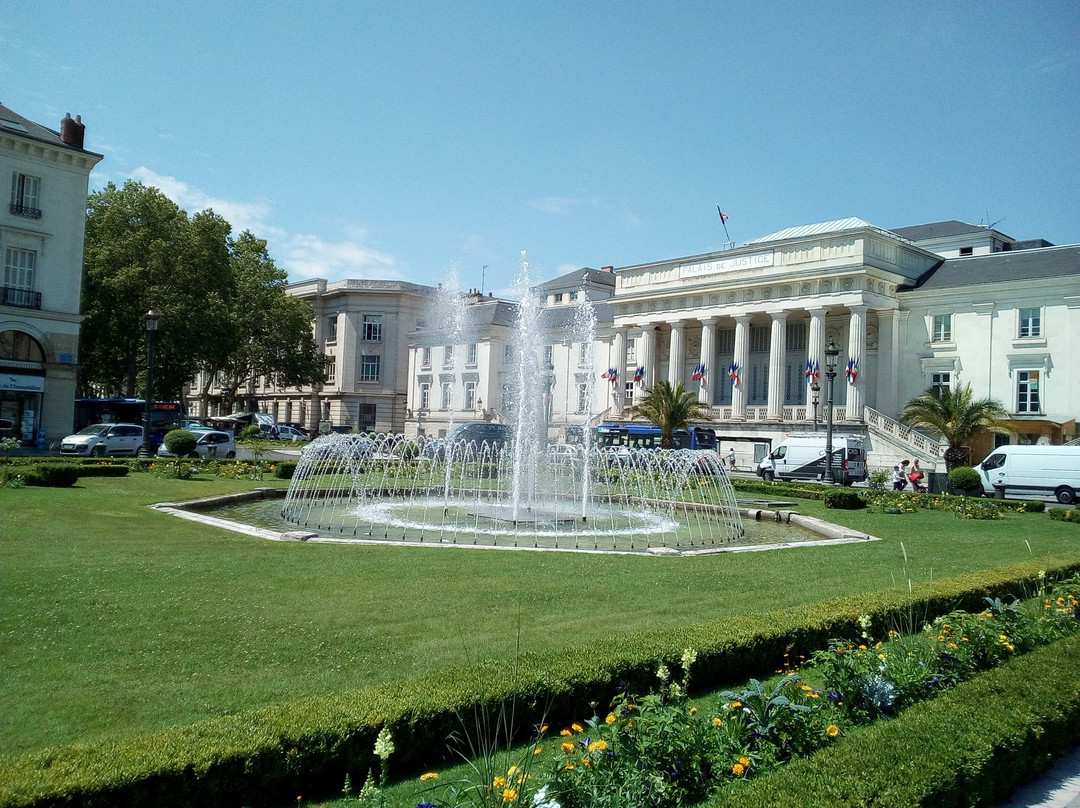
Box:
611 304 887 422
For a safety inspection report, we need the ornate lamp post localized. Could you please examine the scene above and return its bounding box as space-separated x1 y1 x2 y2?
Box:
811 382 821 430
143 309 159 456
823 340 840 484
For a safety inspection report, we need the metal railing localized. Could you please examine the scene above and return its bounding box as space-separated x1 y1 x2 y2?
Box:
865 406 943 458
9 203 42 219
0 287 41 309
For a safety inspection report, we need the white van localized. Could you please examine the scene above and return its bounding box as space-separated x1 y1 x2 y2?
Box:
757 433 868 485
973 445 1080 504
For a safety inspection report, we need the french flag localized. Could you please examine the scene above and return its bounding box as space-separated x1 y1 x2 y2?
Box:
692 364 706 387
633 366 645 387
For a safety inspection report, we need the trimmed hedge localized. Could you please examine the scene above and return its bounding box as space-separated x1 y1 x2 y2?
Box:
706 632 1080 807
731 479 828 501
273 460 298 479
70 464 129 478
824 489 865 510
1049 508 1080 524
22 464 79 487
2 559 1079 808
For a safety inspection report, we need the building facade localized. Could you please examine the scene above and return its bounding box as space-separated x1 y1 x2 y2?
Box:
0 104 102 444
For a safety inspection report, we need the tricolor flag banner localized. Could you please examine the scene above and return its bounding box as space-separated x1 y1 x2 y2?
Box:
601 367 619 388
846 357 859 383
633 366 645 387
805 359 820 383
728 362 740 385
692 363 706 388
716 205 729 223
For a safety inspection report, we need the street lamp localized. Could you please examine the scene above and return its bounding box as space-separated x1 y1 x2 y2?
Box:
143 309 159 456
811 382 821 430
823 340 840 484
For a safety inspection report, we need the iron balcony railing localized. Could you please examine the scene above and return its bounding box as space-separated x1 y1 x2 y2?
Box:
9 203 42 219
1 287 42 309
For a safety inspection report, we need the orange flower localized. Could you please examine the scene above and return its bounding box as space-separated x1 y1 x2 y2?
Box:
571 722 584 733
501 787 517 802
561 742 574 752
827 725 840 737
420 772 439 782
605 713 616 724
732 763 745 776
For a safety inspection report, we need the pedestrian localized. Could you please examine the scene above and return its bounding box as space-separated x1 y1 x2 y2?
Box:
909 459 925 493
892 464 907 491
727 447 736 471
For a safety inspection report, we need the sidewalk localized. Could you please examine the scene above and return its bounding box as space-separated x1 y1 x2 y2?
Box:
995 746 1080 808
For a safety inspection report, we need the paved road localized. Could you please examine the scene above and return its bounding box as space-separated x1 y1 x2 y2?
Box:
995 746 1080 808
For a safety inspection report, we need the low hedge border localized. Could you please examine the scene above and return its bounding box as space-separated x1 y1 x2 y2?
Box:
706 631 1080 807
2 559 1078 808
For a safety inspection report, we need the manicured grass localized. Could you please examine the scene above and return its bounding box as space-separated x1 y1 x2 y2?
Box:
1 474 1077 759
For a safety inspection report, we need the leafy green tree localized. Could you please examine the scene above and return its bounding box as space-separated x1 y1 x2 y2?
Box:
80 181 231 399
901 383 1012 470
192 231 325 413
628 380 710 449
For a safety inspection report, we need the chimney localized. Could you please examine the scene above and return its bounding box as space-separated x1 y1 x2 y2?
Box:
602 265 614 273
60 113 85 149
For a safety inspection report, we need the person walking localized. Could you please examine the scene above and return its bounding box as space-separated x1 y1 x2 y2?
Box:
909 459 925 493
727 447 736 471
892 464 908 491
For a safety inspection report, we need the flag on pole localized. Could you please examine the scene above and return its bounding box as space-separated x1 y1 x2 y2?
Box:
846 357 859 383
601 367 618 388
804 359 820 383
692 363 706 388
717 205 732 242
728 362 740 385
633 366 645 387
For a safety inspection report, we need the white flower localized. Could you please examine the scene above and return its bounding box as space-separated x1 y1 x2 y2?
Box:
373 726 394 760
656 663 670 683
680 648 698 670
533 785 562 808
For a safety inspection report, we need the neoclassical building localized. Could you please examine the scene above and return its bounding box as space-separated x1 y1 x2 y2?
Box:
238 216 1077 470
0 104 102 444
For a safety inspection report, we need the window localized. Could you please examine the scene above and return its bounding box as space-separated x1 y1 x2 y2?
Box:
1017 370 1040 413
932 314 952 342
958 246 973 257
931 372 952 395
554 293 564 303
4 247 36 290
578 342 589 366
1018 308 1041 338
362 315 382 341
504 344 514 361
466 343 478 365
749 325 770 353
358 403 377 432
577 383 588 413
626 338 637 363
360 355 380 382
464 381 476 410
10 173 41 218
543 345 553 367
442 345 454 367
624 382 635 406
441 381 453 410
421 346 431 367
324 356 336 383
0 330 44 362
327 316 338 342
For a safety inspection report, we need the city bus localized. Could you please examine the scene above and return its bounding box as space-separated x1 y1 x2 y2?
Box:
73 398 185 449
594 423 717 451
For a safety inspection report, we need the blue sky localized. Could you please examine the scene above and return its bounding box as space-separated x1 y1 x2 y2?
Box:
3 1 1078 295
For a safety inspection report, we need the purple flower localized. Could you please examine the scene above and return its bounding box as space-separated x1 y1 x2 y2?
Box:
827 692 841 702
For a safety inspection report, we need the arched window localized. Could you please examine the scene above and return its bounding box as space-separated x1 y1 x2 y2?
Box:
0 330 45 362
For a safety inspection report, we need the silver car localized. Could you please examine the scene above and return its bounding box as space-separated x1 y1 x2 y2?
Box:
157 430 237 459
60 423 144 457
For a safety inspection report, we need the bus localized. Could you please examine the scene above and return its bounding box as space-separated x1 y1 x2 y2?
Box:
594 423 717 452
73 398 185 449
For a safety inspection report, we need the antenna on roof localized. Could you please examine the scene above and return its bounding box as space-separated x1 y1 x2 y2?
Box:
981 211 1006 230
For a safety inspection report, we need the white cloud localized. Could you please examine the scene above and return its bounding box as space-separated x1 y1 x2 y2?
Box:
128 167 401 283
531 196 580 215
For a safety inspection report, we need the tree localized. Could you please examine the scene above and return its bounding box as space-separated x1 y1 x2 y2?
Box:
628 381 711 449
80 181 231 399
193 231 325 414
901 383 1012 471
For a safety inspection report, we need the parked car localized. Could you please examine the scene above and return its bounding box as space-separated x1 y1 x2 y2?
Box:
422 423 513 459
275 425 310 442
972 444 1080 504
157 430 237 459
60 423 144 457
0 418 18 440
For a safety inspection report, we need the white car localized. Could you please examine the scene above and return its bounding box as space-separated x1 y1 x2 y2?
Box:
276 425 310 442
157 430 237 459
60 423 144 457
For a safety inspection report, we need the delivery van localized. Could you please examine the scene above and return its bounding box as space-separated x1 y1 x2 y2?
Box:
973 445 1080 504
757 433 867 485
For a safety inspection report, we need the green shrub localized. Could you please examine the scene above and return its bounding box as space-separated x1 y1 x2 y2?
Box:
948 466 983 493
22 464 79 487
824 489 865 510
239 424 262 441
72 464 129 478
1049 508 1080 524
272 460 297 479
163 429 198 457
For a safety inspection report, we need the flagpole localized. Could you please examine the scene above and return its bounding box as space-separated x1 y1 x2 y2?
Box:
717 205 732 243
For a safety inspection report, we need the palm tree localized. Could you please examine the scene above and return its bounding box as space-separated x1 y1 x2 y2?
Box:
901 383 1012 470
628 380 710 449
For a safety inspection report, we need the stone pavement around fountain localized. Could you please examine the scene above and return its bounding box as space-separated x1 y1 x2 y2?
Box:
995 746 1080 808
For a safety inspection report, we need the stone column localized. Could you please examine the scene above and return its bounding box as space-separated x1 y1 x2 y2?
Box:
875 309 899 418
767 311 788 420
846 305 868 421
806 307 827 407
668 320 686 388
731 314 751 420
639 325 654 390
612 327 627 415
698 317 717 405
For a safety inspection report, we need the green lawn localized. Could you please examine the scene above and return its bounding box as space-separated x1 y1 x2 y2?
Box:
1 473 1077 758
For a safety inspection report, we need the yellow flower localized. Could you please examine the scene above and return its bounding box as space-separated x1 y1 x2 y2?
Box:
730 701 742 709
533 747 542 756
689 706 697 715
587 740 608 753
564 763 575 770
712 717 723 728
560 729 572 737
420 772 439 782
827 725 840 737
582 757 591 766
507 766 518 777
493 776 507 788
540 724 549 733
732 763 745 776
501 787 517 802
738 756 750 767
561 742 574 752
571 722 584 733
605 713 616 724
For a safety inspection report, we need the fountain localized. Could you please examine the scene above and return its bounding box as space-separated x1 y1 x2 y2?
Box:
278 257 747 555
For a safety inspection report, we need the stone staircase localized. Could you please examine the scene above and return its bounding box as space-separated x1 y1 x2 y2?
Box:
864 407 945 470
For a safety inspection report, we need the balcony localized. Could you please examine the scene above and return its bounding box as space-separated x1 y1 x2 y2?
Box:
9 203 42 219
1 287 42 309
